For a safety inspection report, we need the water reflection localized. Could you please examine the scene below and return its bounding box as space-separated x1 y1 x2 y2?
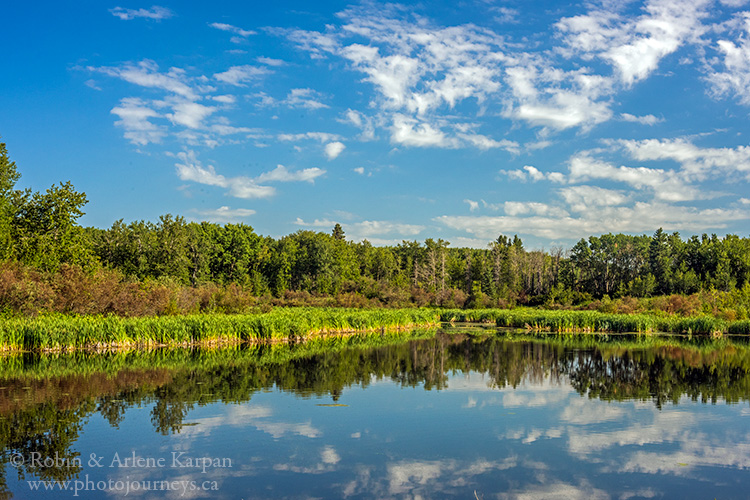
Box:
1 328 749 498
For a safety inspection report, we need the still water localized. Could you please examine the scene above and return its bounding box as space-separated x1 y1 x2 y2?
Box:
1 326 749 499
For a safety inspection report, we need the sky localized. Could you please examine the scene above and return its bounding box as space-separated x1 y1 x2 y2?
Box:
2 0 750 249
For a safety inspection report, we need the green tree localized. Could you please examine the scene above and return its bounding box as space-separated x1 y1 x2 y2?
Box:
332 223 345 241
12 181 92 271
0 139 21 260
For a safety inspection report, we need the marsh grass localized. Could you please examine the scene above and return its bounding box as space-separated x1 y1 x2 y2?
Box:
439 308 740 335
0 328 438 380
0 308 439 352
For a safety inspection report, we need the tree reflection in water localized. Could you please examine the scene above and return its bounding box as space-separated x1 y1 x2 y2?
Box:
1 329 749 497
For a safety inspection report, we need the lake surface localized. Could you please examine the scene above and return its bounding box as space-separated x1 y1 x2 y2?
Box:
1 326 749 499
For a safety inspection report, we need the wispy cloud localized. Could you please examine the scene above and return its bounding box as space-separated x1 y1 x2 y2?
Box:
109 6 173 21
256 164 325 183
210 22 256 44
192 206 256 223
214 65 272 86
91 60 200 99
175 151 325 199
620 113 663 125
110 97 165 146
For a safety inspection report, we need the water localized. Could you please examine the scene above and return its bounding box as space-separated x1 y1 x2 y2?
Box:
1 327 749 499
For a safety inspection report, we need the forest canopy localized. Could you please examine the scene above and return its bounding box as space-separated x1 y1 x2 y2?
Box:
1 139 750 316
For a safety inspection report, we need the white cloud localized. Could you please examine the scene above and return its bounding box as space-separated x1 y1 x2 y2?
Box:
321 446 341 465
503 202 561 217
620 113 663 125
499 165 565 183
357 220 424 236
567 152 701 202
391 115 458 148
557 0 710 86
293 217 336 228
110 97 165 145
211 94 236 104
214 65 271 86
209 22 256 38
343 109 376 140
256 56 285 66
353 166 366 175
458 133 520 154
175 153 229 187
256 164 326 183
294 218 425 239
616 138 750 181
707 13 750 104
283 88 328 110
277 132 341 143
166 101 216 129
84 79 101 91
465 199 480 212
92 60 199 99
325 141 346 160
192 206 256 223
175 151 326 199
435 202 750 240
497 480 609 500
109 6 173 21
558 185 630 212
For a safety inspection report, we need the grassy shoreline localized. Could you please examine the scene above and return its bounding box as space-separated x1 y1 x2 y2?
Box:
441 308 750 335
0 308 439 352
4 305 750 353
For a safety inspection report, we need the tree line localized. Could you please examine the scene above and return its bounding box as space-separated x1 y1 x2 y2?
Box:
2 139 750 313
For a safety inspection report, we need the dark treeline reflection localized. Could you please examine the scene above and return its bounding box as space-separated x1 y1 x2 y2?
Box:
2 331 750 496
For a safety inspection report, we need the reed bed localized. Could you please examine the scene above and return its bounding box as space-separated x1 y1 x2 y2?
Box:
0 308 439 352
439 308 742 335
0 328 438 380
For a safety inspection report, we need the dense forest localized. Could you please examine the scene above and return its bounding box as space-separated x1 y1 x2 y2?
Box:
2 139 750 317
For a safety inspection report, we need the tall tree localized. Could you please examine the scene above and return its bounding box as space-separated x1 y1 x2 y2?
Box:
0 139 20 259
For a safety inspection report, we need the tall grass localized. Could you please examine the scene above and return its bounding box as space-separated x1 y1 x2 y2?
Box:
439 308 739 335
0 328 439 381
0 308 439 351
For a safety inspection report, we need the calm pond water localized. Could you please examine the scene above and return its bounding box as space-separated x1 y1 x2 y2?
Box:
1 326 749 499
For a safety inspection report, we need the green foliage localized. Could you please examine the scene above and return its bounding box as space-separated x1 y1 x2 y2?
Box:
439 307 738 335
4 137 750 314
0 308 439 351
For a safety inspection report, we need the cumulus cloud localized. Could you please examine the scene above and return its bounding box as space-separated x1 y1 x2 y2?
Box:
324 141 346 159
616 137 750 181
500 165 565 183
558 185 629 212
556 0 710 86
109 6 173 21
166 101 216 129
706 12 750 104
435 202 749 240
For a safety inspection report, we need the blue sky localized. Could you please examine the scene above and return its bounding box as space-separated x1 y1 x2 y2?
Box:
2 0 750 248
